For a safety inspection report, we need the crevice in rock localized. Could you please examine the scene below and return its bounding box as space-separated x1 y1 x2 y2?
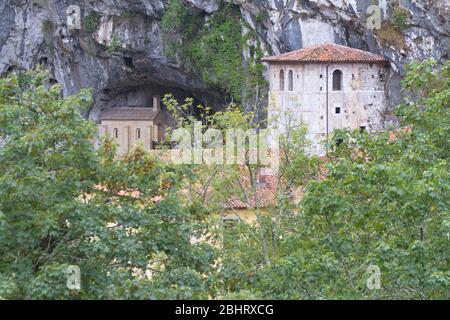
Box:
123 56 134 68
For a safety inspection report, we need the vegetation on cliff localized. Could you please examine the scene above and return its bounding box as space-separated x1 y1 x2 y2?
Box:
162 0 267 107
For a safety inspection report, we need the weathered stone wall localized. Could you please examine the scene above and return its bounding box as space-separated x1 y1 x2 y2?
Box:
268 61 388 154
99 114 168 155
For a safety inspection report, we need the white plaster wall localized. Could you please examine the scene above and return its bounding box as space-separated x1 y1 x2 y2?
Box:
268 62 388 155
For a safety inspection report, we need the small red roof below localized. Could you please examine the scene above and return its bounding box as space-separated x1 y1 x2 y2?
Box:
225 173 278 210
261 43 389 64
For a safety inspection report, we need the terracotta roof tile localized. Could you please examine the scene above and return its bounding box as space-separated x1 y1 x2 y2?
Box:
100 107 159 121
225 172 278 210
262 43 389 64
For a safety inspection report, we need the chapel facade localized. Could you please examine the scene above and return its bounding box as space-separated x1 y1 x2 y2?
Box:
98 96 173 156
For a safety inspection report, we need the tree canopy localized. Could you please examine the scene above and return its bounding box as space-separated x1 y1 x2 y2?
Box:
0 69 215 299
0 60 448 300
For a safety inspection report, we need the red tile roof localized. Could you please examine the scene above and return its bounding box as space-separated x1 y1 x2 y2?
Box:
225 173 278 210
262 43 389 64
100 107 160 121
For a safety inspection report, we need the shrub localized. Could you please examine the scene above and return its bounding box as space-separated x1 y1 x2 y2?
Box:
162 0 246 101
391 7 409 31
83 12 100 34
42 19 53 34
107 35 123 54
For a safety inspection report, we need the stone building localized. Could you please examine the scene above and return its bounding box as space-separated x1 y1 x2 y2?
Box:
98 96 173 156
262 43 390 154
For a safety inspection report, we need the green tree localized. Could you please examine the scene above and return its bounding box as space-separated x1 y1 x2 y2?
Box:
162 93 323 297
0 69 215 299
254 59 450 299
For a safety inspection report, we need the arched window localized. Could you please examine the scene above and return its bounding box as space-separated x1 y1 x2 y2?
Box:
288 70 294 91
136 128 141 140
332 70 343 91
279 69 285 91
157 123 164 142
113 128 119 139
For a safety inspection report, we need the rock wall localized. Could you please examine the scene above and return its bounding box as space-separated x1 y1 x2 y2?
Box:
0 0 448 120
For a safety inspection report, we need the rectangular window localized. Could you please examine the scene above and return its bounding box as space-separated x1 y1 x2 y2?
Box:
335 107 341 114
360 126 366 133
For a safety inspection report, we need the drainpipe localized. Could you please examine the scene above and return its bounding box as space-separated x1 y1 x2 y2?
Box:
325 64 330 154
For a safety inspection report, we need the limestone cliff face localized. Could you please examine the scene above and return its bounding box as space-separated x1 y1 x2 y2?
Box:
0 0 448 120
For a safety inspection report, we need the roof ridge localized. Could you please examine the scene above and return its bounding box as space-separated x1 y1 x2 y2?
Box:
261 43 388 64
327 42 382 55
99 107 161 121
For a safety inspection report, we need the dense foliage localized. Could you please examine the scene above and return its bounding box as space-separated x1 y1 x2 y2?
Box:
0 70 214 299
0 59 448 300
220 59 450 299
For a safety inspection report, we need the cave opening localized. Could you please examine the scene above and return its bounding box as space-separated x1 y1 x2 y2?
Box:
123 57 134 68
38 57 48 65
95 82 212 122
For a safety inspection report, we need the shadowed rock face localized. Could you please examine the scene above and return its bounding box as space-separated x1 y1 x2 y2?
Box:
0 0 448 120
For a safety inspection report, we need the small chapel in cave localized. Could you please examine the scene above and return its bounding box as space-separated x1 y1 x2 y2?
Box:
98 96 173 156
262 43 390 154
